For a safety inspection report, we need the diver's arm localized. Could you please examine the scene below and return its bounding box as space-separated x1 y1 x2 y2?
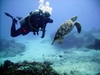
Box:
41 24 46 38
41 29 45 38
41 18 53 38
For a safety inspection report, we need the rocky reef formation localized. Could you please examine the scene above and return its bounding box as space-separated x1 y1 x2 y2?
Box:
0 60 59 75
86 39 100 50
0 39 26 57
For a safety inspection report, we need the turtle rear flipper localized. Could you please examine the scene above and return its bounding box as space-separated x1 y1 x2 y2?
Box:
74 22 81 33
51 36 58 45
51 40 56 45
51 33 59 45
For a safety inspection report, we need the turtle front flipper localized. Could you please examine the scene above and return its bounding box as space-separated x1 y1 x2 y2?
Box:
74 22 81 33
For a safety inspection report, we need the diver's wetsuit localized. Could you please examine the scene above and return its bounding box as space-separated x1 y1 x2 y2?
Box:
5 10 53 38
11 18 30 37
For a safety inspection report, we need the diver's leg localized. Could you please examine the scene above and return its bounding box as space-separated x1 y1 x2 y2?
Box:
5 12 23 37
11 18 22 37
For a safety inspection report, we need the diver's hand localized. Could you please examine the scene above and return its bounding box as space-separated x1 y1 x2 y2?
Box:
50 19 53 23
41 35 44 38
41 32 45 38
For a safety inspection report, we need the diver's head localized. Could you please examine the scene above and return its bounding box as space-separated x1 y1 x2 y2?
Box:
43 11 51 18
71 16 77 22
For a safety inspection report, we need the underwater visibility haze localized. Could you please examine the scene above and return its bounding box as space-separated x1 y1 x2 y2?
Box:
0 0 100 75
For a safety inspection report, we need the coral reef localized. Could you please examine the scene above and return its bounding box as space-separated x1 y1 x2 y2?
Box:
86 39 100 50
0 60 59 75
96 72 100 75
0 39 26 57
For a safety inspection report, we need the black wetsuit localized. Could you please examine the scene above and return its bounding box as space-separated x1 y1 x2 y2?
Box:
10 11 53 38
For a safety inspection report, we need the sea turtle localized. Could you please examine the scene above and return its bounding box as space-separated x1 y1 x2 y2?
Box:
51 16 81 45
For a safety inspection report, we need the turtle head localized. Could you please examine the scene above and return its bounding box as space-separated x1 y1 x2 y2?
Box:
71 16 77 22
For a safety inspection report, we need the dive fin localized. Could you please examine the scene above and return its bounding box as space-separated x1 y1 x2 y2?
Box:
16 17 22 20
4 12 13 19
74 22 81 33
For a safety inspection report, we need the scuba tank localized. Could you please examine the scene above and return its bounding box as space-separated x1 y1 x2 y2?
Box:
19 9 42 27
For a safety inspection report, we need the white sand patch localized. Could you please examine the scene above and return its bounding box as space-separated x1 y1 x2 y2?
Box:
51 48 100 75
52 62 100 75
0 38 56 64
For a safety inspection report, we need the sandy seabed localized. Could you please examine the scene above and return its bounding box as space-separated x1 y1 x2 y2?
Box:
0 37 100 75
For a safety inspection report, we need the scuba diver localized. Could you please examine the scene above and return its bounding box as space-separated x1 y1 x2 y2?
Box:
5 9 53 38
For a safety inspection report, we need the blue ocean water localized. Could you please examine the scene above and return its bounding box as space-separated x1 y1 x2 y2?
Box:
0 0 100 39
0 0 100 75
